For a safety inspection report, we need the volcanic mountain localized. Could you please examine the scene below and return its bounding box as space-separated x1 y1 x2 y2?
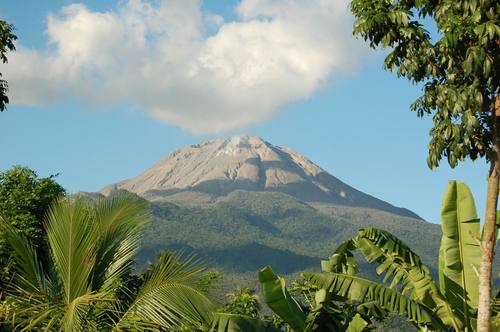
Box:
101 135 418 219
94 136 500 289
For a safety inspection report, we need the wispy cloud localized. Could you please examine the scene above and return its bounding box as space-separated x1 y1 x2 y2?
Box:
3 0 368 134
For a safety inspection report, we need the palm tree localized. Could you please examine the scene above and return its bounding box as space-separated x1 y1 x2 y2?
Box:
0 194 215 331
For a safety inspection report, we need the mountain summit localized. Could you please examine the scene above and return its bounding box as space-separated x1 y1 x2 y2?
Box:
101 136 419 219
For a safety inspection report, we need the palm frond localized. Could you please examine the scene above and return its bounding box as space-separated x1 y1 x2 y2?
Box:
0 215 47 296
1 297 63 332
116 253 215 330
2 195 165 331
90 193 149 292
61 292 113 332
45 198 97 305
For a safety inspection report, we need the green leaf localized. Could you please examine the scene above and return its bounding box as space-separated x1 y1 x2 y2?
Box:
258 266 306 331
0 215 45 294
90 194 149 292
327 227 462 330
302 272 443 330
321 239 358 275
210 313 280 332
439 181 481 331
45 199 97 306
117 253 215 330
346 313 368 332
2 194 214 331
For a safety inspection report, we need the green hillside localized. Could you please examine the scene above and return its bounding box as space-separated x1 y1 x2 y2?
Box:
138 190 445 276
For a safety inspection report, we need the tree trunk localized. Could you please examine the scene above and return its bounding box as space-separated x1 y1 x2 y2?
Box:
477 94 500 332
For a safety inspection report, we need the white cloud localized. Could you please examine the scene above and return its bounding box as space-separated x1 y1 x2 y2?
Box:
2 0 367 134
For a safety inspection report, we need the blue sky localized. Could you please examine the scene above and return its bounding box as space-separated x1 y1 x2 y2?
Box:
0 0 489 224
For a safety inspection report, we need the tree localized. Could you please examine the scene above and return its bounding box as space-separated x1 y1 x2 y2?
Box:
0 20 16 112
223 287 262 319
0 166 65 285
0 194 215 331
348 0 499 329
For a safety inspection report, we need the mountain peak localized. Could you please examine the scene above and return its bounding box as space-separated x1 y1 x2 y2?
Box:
101 136 420 219
215 135 268 155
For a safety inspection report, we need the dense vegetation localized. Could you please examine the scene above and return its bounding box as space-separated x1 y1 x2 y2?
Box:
1 0 498 328
0 192 215 331
348 0 499 328
1 167 499 331
139 190 499 282
0 167 65 290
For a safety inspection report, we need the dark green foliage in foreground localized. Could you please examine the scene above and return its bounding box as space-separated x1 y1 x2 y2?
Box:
0 194 215 331
0 20 16 112
0 166 65 285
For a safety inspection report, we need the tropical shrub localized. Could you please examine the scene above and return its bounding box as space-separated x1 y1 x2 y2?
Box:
223 287 261 318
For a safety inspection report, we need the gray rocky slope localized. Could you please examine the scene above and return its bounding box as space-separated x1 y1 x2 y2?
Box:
101 136 419 219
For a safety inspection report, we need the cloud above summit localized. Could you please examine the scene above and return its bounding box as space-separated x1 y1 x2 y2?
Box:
3 0 367 134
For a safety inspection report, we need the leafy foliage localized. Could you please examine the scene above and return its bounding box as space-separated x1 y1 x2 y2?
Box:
439 181 481 330
210 313 281 332
493 285 500 330
349 3 499 326
324 227 462 329
223 287 262 319
216 183 495 331
302 272 439 330
0 20 16 112
259 266 306 331
0 194 215 331
350 0 499 168
0 166 65 287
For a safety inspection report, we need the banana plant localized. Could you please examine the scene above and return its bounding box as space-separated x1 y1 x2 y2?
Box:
318 181 482 331
216 181 487 331
439 181 481 331
214 266 392 332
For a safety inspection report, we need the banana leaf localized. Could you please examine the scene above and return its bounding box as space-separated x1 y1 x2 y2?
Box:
302 272 444 331
345 314 368 332
321 239 358 275
440 181 481 331
259 266 306 331
355 228 462 330
324 227 462 330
